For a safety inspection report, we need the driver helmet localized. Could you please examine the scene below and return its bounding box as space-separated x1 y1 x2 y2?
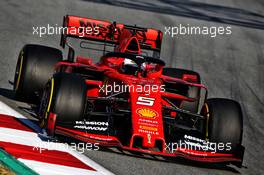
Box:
120 58 138 75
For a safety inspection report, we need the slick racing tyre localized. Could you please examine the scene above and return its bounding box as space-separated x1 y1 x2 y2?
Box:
39 72 87 128
162 68 201 113
14 44 62 103
203 98 243 152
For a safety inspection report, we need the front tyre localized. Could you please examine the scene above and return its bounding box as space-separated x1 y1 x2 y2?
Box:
203 98 243 152
39 73 87 129
14 44 62 103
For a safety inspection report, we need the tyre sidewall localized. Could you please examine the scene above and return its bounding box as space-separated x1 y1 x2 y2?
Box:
207 98 243 152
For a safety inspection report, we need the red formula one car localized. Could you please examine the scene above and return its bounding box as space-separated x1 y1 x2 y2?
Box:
13 15 244 167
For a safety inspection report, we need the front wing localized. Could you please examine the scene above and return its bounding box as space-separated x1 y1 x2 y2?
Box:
54 124 244 167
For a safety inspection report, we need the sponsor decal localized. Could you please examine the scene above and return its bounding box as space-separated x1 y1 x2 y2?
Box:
139 125 158 131
138 124 159 135
74 121 108 131
138 122 157 127
138 129 159 135
75 121 108 126
74 125 108 131
184 134 206 143
136 108 158 118
138 118 158 124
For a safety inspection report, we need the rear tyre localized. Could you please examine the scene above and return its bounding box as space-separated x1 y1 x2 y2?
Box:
204 98 243 152
39 73 87 127
14 44 62 103
162 68 201 113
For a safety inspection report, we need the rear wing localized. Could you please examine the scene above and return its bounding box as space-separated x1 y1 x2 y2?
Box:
60 15 163 52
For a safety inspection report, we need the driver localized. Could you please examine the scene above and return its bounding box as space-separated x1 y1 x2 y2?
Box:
120 55 148 75
120 58 139 75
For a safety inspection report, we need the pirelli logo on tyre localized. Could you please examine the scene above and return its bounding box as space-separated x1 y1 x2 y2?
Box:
136 108 158 119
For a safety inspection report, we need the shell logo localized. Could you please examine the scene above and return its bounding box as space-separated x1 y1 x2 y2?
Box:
136 108 158 118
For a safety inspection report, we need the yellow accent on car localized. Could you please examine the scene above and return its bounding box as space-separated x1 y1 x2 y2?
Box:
45 78 55 119
204 103 210 139
15 51 24 91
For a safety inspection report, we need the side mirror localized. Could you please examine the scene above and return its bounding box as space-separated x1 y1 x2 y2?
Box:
67 46 75 62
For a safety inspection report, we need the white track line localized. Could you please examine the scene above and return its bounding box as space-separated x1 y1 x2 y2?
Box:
0 101 114 175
